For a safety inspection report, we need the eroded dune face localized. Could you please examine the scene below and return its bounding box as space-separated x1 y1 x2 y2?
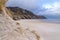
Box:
0 0 40 40
0 12 39 40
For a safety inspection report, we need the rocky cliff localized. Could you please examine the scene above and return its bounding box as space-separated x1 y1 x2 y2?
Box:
7 7 46 20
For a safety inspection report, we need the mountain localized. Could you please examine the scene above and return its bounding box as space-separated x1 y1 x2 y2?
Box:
7 7 46 20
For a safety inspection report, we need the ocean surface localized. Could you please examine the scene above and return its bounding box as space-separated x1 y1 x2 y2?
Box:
40 19 60 23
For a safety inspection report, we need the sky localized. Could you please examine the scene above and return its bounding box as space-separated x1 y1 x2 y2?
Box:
6 0 60 19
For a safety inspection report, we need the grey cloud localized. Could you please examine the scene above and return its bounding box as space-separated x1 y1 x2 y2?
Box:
6 0 40 10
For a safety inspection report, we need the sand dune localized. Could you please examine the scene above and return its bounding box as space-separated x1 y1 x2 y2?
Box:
0 13 38 40
0 11 60 40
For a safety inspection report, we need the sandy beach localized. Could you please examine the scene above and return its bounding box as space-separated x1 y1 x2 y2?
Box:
19 19 60 40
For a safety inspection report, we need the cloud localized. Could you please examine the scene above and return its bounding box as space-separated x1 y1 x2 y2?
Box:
39 2 60 15
6 0 60 19
38 2 60 19
6 0 40 11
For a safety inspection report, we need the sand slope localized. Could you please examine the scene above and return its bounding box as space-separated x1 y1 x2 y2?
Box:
0 13 38 40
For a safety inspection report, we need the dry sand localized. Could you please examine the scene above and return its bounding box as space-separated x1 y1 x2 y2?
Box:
0 13 38 40
0 11 60 40
18 19 60 40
